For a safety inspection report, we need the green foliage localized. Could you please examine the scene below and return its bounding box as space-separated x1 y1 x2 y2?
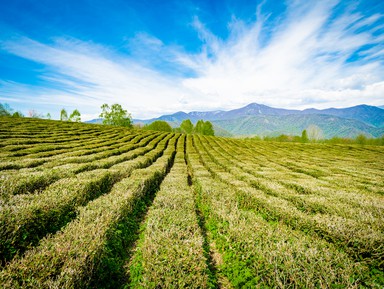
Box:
46 113 51 120
356 134 367 145
145 120 172 132
69 109 81 122
203 121 214 136
100 103 133 128
172 127 182 133
248 132 384 146
12 111 24 118
301 129 308 143
0 103 26 118
194 120 215 136
60 108 68 121
0 103 12 116
195 120 204 134
180 119 194 134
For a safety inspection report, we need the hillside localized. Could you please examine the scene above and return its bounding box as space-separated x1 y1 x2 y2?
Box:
214 114 384 138
1 117 383 288
133 103 384 138
303 104 384 127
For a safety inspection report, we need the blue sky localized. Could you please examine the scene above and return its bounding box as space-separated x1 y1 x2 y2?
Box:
0 0 383 120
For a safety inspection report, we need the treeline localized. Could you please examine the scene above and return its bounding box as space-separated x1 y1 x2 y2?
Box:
1 101 214 136
0 104 24 118
0 103 82 122
249 130 384 146
140 119 214 136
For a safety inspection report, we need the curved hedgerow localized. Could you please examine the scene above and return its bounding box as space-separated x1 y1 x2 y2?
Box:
0 133 173 264
0 117 383 288
0 135 179 289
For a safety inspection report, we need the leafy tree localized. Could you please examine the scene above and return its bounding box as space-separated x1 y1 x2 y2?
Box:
202 121 214 136
60 109 68 121
99 103 132 128
301 129 308 143
194 120 215 136
194 120 205 134
0 103 12 116
277 134 290 142
12 111 24 118
356 134 367 145
180 119 194 134
46 113 51 120
69 109 81 122
145 120 172 132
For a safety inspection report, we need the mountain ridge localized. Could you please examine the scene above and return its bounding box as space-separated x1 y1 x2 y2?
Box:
134 103 384 127
91 103 384 138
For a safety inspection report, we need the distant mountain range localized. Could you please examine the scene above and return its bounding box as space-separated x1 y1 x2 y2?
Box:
130 103 384 138
87 103 384 138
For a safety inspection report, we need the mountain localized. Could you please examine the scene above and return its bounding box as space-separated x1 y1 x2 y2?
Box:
101 103 384 138
134 103 301 124
303 105 384 127
86 118 103 124
135 103 384 127
213 114 384 138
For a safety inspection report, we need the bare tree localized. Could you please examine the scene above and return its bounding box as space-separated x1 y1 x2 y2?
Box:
307 124 324 141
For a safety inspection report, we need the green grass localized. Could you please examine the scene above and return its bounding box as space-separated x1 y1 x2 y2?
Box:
0 117 383 288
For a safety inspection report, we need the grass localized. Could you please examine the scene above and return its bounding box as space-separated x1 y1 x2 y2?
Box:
0 117 383 288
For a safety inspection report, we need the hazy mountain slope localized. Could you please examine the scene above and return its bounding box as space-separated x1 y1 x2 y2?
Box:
103 103 384 138
213 114 384 138
303 105 384 127
134 103 384 126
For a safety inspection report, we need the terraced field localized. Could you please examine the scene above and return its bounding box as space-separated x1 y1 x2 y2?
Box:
0 117 383 288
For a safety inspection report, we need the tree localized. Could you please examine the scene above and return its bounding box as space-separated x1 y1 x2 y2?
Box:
28 110 42 118
12 111 24 118
180 119 194 134
307 124 324 141
301 129 308 143
194 120 205 134
60 109 68 121
0 103 24 118
145 120 172 132
194 120 215 136
46 113 51 120
202 121 214 136
69 109 81 122
356 134 367 145
0 103 12 116
99 103 132 128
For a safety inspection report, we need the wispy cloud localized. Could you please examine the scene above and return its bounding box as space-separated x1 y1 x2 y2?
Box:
0 0 383 119
181 0 384 109
0 36 202 119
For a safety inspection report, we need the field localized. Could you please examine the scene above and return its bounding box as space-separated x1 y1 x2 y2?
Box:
0 117 383 288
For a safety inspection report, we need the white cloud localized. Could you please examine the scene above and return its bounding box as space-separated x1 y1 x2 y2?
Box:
0 37 207 119
0 0 383 119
